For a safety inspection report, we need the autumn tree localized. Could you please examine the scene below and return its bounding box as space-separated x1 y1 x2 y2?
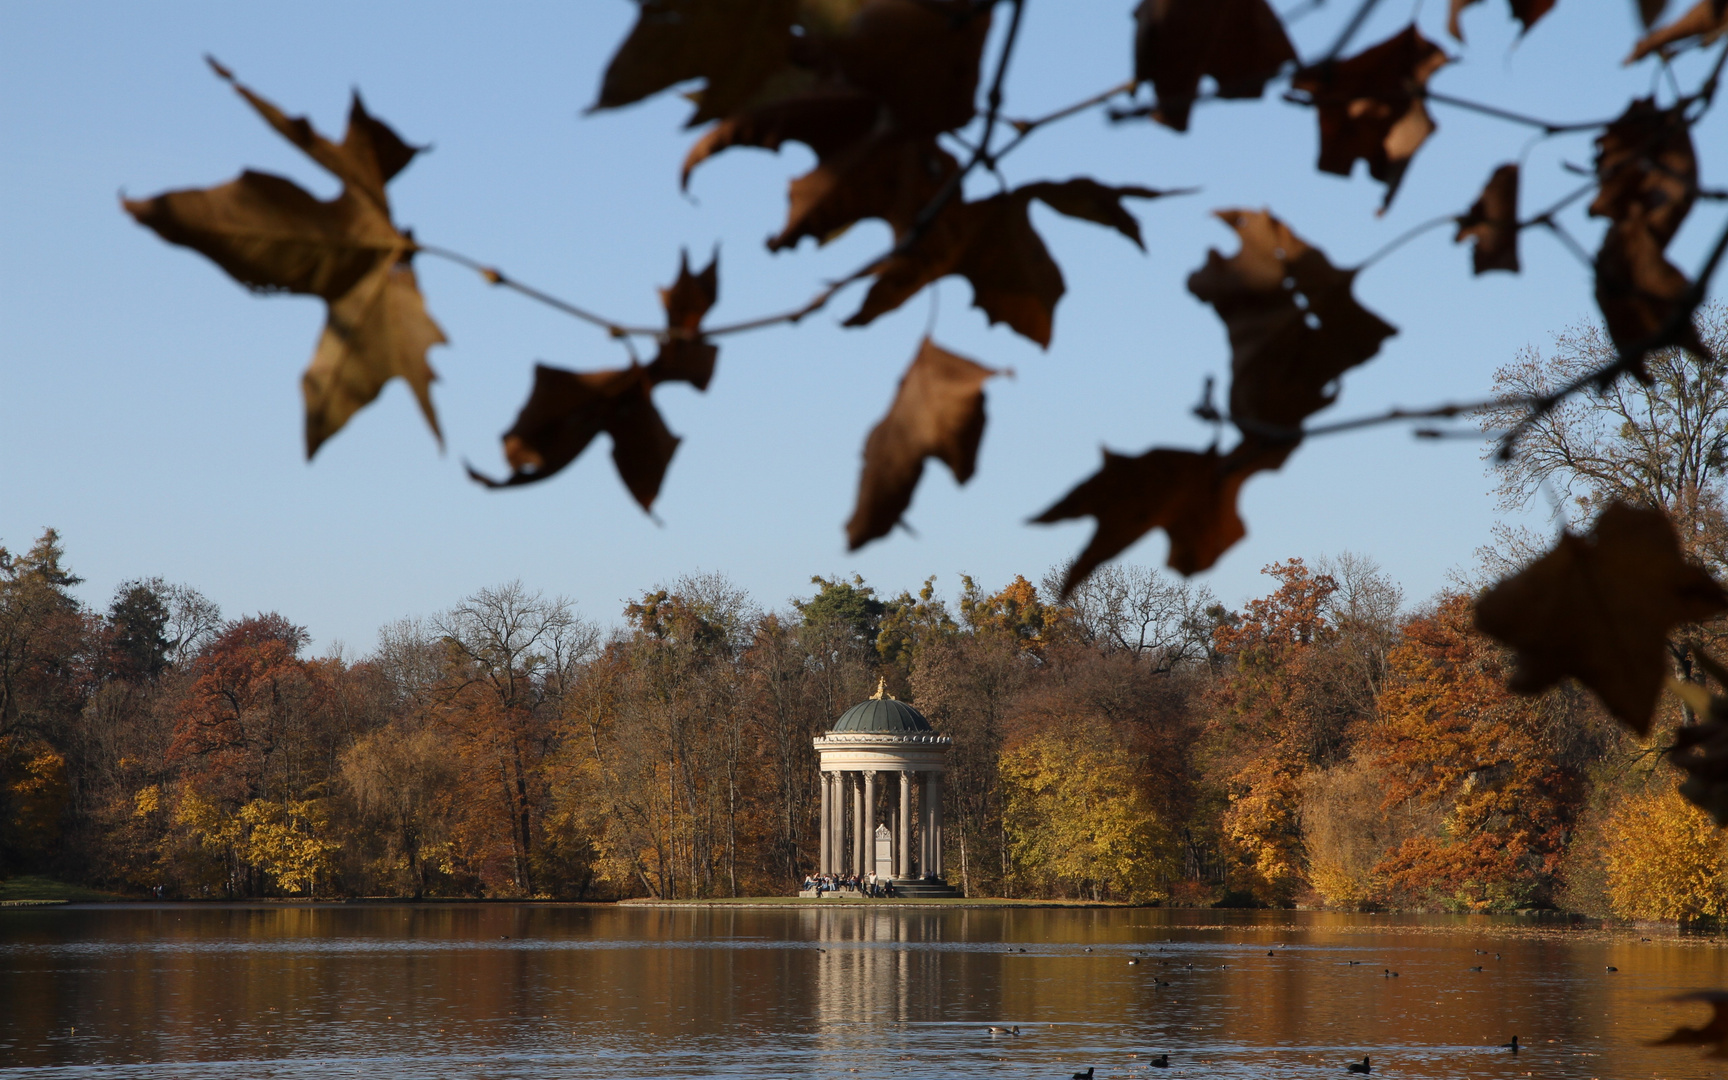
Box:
1372 594 1610 910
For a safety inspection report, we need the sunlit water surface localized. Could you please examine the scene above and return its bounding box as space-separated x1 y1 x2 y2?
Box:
2 904 1726 1079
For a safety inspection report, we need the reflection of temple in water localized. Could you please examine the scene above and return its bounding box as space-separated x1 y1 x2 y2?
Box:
804 908 951 1029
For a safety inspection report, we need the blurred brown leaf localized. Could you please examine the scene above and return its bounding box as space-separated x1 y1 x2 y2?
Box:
1291 25 1450 213
305 263 445 457
1628 0 1728 61
1133 0 1297 132
1595 212 1709 377
1187 208 1396 434
1035 439 1295 595
1650 991 1728 1058
122 61 442 458
592 0 798 125
1666 684 1728 823
1446 0 1558 40
1455 163 1521 274
646 251 720 390
1590 97 1696 248
846 339 999 550
469 363 679 512
675 1 988 252
1640 0 1673 26
1474 502 1728 734
848 182 1180 345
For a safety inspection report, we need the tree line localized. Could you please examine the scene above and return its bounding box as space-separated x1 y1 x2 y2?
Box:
7 316 1728 914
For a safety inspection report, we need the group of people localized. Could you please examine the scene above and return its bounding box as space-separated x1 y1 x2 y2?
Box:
803 871 894 898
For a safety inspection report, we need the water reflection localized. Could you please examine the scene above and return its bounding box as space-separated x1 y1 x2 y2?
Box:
1 904 1724 1078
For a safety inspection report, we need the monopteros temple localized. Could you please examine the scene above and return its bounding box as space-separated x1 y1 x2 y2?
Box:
808 681 959 898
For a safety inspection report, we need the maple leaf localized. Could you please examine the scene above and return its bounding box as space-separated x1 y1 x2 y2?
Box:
1035 439 1295 595
1133 0 1297 132
1446 0 1558 40
1650 992 1728 1058
472 252 722 507
1590 98 1696 249
848 182 1183 346
592 0 799 125
1595 212 1711 377
469 364 679 512
305 262 446 455
679 1 990 253
123 60 442 458
1628 0 1728 61
1290 25 1450 213
846 339 999 550
1473 502 1728 734
1187 209 1396 434
1455 163 1520 274
1664 678 1728 823
646 251 720 390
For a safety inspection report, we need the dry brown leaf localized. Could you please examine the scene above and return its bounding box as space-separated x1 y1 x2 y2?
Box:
1446 0 1559 40
646 251 720 390
830 0 991 136
304 262 445 456
1664 685 1728 823
1628 0 1728 61
469 363 680 512
592 0 799 125
846 339 998 550
1290 25 1450 213
1187 209 1396 434
1650 992 1728 1058
1035 439 1295 595
1590 97 1697 248
1474 502 1728 734
1641 0 1673 26
847 182 1179 345
1133 0 1297 132
123 62 442 458
1595 212 1710 377
1455 163 1520 274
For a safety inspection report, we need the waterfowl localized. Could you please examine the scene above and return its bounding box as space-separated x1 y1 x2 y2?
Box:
987 1026 1011 1036
1606 965 1618 972
1128 958 1140 966
1501 1035 1519 1053
1085 947 1093 952
1267 950 1277 956
1469 965 1483 972
1150 1054 1170 1068
1072 1069 1094 1080
1382 969 1399 977
1345 1056 1371 1073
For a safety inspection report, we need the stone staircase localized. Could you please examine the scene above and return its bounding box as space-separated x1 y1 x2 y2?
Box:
890 877 963 899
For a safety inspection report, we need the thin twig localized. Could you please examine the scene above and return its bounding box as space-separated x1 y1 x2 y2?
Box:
996 79 1136 160
1357 213 1462 270
416 245 654 337
1423 90 1611 135
1317 0 1386 64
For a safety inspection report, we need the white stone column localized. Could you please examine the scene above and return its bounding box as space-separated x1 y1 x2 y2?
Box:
898 769 912 879
819 769 831 875
920 771 935 878
931 770 943 878
863 771 877 873
831 772 844 875
853 770 864 870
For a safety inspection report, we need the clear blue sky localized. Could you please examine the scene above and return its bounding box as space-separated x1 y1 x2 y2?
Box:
3 2 1724 648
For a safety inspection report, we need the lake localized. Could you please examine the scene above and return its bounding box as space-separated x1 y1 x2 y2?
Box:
1 904 1724 1078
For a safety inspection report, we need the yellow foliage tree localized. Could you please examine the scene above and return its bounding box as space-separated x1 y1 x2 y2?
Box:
1000 728 1174 902
1604 785 1728 922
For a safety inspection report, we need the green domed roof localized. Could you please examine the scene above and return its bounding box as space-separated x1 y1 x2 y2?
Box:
832 695 932 733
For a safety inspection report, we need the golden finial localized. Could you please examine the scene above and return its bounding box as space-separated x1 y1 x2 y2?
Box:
871 676 886 700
